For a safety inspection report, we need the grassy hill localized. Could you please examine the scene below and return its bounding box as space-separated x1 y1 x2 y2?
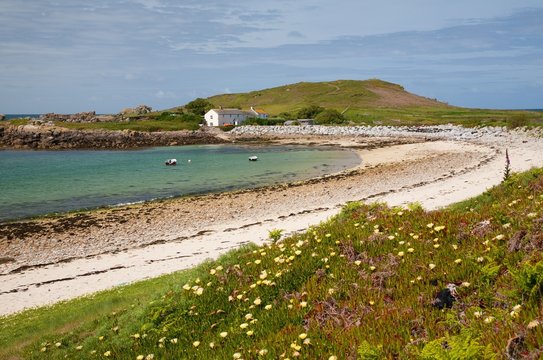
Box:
208 79 448 114
205 79 543 127
2 168 543 359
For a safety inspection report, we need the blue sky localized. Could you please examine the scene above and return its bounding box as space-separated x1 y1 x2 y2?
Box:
1 1 542 113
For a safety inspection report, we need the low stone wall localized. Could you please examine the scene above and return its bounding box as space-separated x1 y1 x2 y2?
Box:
230 124 519 141
0 125 226 149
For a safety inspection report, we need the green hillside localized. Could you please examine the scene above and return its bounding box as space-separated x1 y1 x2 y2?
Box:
203 79 543 127
207 79 448 114
2 168 543 358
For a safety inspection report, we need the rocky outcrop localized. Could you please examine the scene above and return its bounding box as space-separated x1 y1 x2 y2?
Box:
0 124 226 149
0 114 5 121
39 112 116 123
120 105 152 116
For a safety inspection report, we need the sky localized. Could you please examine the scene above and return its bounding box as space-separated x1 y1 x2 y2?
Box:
1 0 542 114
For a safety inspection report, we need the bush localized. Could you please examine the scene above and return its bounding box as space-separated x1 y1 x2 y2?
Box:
185 98 214 116
513 260 543 301
297 105 324 119
419 329 496 359
314 109 345 124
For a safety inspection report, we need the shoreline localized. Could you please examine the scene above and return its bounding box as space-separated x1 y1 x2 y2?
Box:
1 126 543 315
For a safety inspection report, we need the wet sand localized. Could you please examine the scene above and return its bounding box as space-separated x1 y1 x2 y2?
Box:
1 130 542 316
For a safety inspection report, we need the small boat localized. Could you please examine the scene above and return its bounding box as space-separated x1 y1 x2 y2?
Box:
248 156 258 161
165 159 177 166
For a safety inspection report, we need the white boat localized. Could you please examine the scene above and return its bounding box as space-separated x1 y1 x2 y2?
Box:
248 156 258 161
165 158 177 166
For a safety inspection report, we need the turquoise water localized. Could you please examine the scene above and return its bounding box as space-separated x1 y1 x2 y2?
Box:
0 145 359 222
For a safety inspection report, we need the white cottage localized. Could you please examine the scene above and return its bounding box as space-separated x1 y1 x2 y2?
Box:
204 107 268 126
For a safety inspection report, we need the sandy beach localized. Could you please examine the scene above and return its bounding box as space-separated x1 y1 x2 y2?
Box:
1 126 542 316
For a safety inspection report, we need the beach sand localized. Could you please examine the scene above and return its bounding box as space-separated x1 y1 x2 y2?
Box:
1 129 542 316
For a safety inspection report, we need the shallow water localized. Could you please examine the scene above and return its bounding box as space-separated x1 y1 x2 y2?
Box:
0 144 359 222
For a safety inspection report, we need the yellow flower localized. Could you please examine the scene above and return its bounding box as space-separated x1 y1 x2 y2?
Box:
264 304 273 310
104 351 111 357
474 311 482 318
209 342 215 348
55 342 62 347
254 298 262 306
398 251 405 257
329 356 338 360
233 353 242 359
434 225 445 232
76 345 83 350
220 332 228 338
494 234 505 240
290 343 301 351
300 301 308 308
170 338 178 344
354 260 361 266
246 330 254 336
299 333 307 340
193 341 200 347
240 323 249 329
210 269 216 275
427 223 434 228
303 338 311 345
369 300 375 305
428 263 436 270
452 245 458 250
254 259 261 264
258 349 268 356
433 244 440 249
245 313 253 320
454 258 462 264
407 248 414 253
484 316 495 324
137 356 144 360
369 265 376 271
510 311 519 319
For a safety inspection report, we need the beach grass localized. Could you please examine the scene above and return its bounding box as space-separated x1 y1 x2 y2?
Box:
2 168 543 359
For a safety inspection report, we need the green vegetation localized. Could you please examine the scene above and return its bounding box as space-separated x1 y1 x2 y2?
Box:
53 113 202 132
207 79 543 127
2 168 543 359
184 98 215 116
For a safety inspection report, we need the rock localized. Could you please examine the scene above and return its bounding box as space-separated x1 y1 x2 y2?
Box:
431 283 457 309
505 335 525 360
0 114 5 121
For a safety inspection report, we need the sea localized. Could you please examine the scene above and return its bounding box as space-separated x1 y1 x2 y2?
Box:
0 144 359 222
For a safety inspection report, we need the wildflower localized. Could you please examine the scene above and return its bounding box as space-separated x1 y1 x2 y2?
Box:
299 333 308 340
220 332 228 338
300 301 308 308
474 311 483 318
407 248 414 253
416 276 422 281
398 251 405 257
254 259 261 264
494 234 505 240
388 235 395 240
210 269 216 275
452 245 458 250
193 341 200 347
254 298 262 306
55 342 62 347
477 257 485 262
427 223 434 228
240 323 249 329
195 287 204 295
216 265 223 271
369 265 376 271
369 300 375 305
245 313 253 320
398 240 405 245
328 288 335 295
397 211 404 216
295 250 302 256
527 320 540 329
303 338 311 345
170 338 178 344
104 351 112 357
145 355 154 360
510 311 519 319
183 284 191 290
40 347 47 352
434 225 445 232
76 345 83 350
325 233 332 238
512 304 522 312
527 212 537 218
112 326 119 332
209 342 215 348
484 316 495 324
433 244 440 249
233 353 242 359
264 304 273 310
461 282 471 287
246 330 254 336
258 349 268 356
137 356 144 360
428 263 436 270
503 223 511 228
354 260 361 266
259 270 268 279
454 258 462 264
290 343 301 351
329 356 338 360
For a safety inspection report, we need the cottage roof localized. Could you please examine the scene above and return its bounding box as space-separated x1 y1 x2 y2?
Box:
210 108 251 115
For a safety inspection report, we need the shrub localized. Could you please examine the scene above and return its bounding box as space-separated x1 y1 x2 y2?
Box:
513 260 543 301
314 109 346 124
419 329 496 360
507 114 529 129
268 229 283 243
357 340 383 359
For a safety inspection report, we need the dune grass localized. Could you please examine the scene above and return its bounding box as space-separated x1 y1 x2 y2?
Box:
2 168 543 359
